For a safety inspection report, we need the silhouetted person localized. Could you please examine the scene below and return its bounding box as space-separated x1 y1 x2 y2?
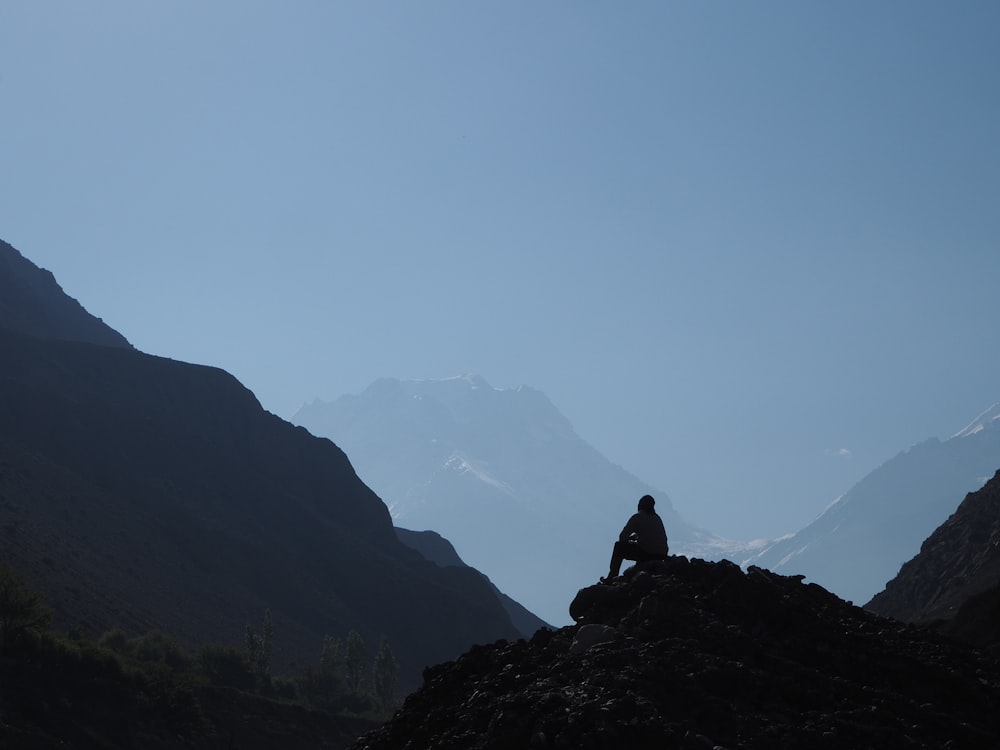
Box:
602 494 668 582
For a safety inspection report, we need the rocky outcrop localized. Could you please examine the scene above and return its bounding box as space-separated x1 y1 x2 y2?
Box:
867 469 1000 647
352 558 1000 749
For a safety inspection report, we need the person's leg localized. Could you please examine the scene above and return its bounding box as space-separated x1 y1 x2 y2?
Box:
607 541 623 578
607 541 638 578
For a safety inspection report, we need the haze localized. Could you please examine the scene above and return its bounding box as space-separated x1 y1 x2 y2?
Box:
2 2 998 540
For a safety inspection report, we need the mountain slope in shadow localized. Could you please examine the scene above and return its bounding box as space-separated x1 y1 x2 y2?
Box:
867 468 1000 652
0 239 521 690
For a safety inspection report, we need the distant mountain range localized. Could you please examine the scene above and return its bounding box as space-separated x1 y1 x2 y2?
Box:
0 238 525 690
293 377 732 626
743 405 1000 605
294 372 1000 620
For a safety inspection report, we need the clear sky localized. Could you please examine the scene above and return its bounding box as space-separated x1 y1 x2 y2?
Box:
2 2 998 541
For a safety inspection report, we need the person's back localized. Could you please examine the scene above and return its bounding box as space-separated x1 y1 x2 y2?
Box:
621 507 668 556
603 494 669 581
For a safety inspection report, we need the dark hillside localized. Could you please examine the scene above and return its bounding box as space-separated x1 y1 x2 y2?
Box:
0 239 131 348
0 236 523 691
0 322 519 688
867 469 1000 649
395 527 550 638
353 558 1000 749
0 589 380 750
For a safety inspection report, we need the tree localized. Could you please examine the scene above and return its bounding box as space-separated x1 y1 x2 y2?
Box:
262 609 274 674
245 609 274 685
373 635 398 710
0 565 52 649
320 634 342 676
344 630 366 692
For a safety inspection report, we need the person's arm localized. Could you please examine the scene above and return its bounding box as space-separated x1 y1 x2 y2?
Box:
618 515 638 542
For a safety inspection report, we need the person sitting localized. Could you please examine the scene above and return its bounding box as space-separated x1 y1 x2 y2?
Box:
601 494 668 582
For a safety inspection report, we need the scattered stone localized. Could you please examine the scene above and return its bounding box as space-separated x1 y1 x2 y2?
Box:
351 558 1000 749
568 624 618 654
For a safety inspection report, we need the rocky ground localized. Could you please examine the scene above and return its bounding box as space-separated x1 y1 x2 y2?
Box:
351 557 1000 750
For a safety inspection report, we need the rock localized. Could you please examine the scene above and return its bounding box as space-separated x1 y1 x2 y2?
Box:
351 558 1000 749
568 624 618 654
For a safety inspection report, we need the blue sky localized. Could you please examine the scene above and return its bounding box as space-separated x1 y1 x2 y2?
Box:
2 2 998 540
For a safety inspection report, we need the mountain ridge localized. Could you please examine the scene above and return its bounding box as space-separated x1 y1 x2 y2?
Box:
0 238 525 690
0 238 131 349
744 416 1000 605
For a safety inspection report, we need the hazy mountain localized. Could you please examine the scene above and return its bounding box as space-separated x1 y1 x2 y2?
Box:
743 404 1000 605
293 376 731 626
0 239 521 690
867 468 1000 650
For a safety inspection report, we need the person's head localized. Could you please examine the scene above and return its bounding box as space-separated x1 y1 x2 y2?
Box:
638 494 655 513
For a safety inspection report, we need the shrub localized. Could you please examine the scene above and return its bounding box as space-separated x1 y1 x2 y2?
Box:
197 644 255 690
98 628 128 653
126 630 193 673
271 675 299 701
296 665 344 712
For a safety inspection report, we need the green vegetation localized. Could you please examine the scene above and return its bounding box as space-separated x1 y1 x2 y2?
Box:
245 607 275 685
197 642 257 690
0 563 402 748
295 628 399 715
0 583 209 745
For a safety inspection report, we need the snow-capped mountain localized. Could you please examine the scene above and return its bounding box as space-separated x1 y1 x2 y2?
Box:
744 403 1000 605
294 375 728 626
953 402 1000 439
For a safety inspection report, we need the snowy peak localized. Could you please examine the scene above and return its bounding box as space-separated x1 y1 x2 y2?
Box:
952 402 1000 439
440 450 513 494
329 375 579 443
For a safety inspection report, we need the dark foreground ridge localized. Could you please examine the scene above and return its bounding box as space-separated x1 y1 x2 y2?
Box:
352 558 1000 750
